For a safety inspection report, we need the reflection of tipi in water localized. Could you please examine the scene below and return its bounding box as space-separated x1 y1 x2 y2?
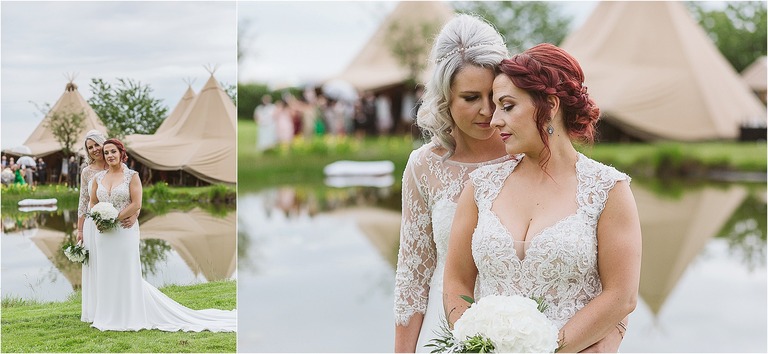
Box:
333 183 750 318
633 183 748 315
139 208 236 281
327 207 401 267
29 228 82 289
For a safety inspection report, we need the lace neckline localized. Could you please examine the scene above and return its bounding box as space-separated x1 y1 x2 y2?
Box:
101 166 127 197
428 142 510 167
89 162 107 171
489 153 587 245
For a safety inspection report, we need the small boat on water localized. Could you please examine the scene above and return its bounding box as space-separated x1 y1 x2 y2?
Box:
18 198 58 207
325 175 395 188
19 205 58 212
323 160 395 177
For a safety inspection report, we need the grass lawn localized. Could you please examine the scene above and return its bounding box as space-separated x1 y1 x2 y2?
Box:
1 183 235 213
238 119 416 191
1 280 237 353
238 119 766 191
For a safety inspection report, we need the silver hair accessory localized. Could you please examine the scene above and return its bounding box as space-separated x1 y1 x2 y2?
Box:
435 42 501 63
84 129 106 146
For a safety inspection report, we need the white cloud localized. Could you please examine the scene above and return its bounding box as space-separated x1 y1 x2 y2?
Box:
237 1 397 86
1 1 237 149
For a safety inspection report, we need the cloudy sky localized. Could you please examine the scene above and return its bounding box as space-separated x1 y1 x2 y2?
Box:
1 1 601 150
1 1 237 150
237 1 598 87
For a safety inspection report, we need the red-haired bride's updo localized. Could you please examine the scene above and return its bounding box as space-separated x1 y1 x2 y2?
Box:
102 138 129 163
498 43 600 145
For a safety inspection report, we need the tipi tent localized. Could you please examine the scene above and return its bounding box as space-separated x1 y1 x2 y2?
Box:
13 81 107 157
335 1 455 91
741 56 766 104
156 85 197 134
125 74 236 185
560 1 765 141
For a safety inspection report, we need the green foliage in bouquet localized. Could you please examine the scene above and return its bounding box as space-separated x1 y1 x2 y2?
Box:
427 295 559 353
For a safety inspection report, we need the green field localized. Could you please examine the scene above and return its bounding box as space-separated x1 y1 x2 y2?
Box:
237 119 766 191
1 280 237 353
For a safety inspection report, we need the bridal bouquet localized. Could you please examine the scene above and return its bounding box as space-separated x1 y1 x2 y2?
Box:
428 295 560 353
62 241 89 264
87 202 119 232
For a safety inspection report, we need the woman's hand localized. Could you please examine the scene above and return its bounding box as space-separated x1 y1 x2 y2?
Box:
443 185 480 325
76 230 83 243
120 212 138 229
579 317 627 352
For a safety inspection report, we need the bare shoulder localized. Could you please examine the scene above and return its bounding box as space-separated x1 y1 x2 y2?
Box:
129 171 141 186
598 180 640 234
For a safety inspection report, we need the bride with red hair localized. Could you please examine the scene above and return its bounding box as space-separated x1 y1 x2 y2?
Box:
89 138 236 332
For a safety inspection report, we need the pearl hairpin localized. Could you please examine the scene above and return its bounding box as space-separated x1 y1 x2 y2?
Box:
435 42 501 63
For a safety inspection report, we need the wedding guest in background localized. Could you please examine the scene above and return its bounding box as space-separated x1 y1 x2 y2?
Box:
37 158 47 185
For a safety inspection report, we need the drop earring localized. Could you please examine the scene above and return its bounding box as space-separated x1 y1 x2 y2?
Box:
547 118 554 135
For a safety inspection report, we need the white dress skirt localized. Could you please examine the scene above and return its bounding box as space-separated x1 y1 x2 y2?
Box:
90 167 236 332
80 218 98 322
78 165 104 323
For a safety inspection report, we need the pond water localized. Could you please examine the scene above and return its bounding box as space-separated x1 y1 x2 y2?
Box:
237 182 766 352
1 206 236 303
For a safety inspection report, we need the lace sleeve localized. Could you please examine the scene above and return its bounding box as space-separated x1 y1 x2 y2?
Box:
77 166 90 218
577 156 631 223
393 151 436 326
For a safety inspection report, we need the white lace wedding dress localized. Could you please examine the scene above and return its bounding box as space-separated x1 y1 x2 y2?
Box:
79 164 105 323
91 167 236 332
394 142 511 352
469 153 629 329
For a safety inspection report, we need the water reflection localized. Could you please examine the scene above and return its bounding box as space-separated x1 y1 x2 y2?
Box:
1 207 236 302
239 182 766 352
635 183 749 315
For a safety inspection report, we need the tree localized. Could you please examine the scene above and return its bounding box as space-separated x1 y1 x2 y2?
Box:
88 78 168 139
454 1 573 53
38 103 86 156
687 1 767 73
221 81 237 106
385 19 442 89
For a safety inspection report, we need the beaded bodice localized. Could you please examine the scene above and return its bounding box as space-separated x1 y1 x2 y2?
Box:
77 164 107 217
470 153 629 329
95 166 137 212
393 142 512 325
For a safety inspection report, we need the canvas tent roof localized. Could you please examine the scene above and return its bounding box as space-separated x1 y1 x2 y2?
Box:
156 85 196 134
334 1 455 91
125 74 236 184
560 1 765 141
741 56 767 92
14 82 108 158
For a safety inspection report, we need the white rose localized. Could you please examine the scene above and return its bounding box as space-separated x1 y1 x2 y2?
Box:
92 202 119 220
453 295 559 353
